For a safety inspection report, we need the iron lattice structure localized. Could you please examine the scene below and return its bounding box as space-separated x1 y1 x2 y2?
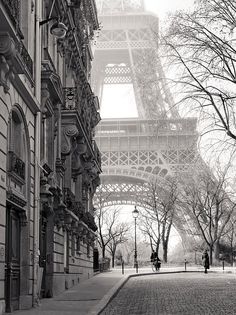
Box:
92 0 179 119
93 0 201 243
96 0 145 14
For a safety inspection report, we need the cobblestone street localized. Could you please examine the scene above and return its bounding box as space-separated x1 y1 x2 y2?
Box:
101 272 236 315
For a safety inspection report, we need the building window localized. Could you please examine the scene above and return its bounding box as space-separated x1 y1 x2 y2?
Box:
8 107 28 190
64 231 69 273
87 243 90 257
41 115 54 169
71 234 75 257
12 110 24 158
76 237 81 254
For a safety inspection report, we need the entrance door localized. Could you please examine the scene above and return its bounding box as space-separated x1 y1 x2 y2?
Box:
39 214 54 298
5 206 21 312
39 216 47 298
93 248 99 272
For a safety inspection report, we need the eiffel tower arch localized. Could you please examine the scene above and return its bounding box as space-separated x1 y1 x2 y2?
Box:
92 0 200 245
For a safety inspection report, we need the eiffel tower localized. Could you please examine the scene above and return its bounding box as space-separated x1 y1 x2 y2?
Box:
92 0 199 242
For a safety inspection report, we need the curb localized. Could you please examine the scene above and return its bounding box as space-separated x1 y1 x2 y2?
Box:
88 275 130 315
87 270 205 315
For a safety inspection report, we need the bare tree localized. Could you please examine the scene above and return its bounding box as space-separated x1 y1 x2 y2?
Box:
221 217 236 265
160 0 236 148
107 222 129 268
178 164 236 264
95 188 129 264
118 241 134 265
198 0 236 30
95 203 121 259
159 177 179 262
94 188 116 258
139 176 179 262
139 180 161 256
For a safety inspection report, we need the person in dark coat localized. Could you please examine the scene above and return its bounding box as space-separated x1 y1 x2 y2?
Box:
150 250 161 271
202 249 210 273
150 250 157 262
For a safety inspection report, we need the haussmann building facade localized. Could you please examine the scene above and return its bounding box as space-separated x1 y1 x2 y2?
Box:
0 0 101 313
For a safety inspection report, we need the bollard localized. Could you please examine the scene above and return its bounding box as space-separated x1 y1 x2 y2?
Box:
122 261 124 275
184 259 187 271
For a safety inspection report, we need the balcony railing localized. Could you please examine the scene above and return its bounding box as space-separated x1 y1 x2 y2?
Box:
63 87 78 110
16 41 34 79
81 212 97 232
92 140 101 166
63 187 76 209
2 0 21 29
8 151 25 180
74 201 85 219
63 85 100 116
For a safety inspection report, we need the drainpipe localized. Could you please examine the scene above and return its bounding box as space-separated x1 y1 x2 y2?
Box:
33 0 42 306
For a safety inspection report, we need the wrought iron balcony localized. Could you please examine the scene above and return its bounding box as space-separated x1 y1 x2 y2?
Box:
74 201 85 219
2 0 21 29
92 140 101 166
81 211 97 232
8 151 25 180
16 40 34 79
63 87 78 110
64 3 96 79
63 85 100 120
0 33 34 90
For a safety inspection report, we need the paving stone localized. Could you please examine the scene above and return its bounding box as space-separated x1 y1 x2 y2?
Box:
101 273 236 315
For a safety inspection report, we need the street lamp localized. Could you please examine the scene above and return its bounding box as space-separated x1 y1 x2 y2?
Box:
39 0 68 39
132 205 139 273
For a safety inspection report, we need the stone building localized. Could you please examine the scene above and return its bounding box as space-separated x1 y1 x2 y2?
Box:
0 0 101 313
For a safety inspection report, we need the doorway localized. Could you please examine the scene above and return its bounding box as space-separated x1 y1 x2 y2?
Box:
39 214 54 298
5 205 21 312
39 216 47 298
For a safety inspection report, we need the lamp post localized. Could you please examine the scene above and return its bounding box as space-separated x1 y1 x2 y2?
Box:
132 206 139 273
39 0 68 39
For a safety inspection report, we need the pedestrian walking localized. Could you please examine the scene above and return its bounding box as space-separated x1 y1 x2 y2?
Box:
150 250 157 262
202 249 210 273
150 250 161 271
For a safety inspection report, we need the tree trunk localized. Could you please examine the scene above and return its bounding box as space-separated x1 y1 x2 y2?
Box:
156 242 160 255
163 242 168 263
214 240 220 262
112 253 115 268
209 245 213 265
102 246 105 259
230 239 234 266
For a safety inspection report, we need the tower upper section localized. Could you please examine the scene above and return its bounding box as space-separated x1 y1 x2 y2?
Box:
96 0 145 15
93 0 179 119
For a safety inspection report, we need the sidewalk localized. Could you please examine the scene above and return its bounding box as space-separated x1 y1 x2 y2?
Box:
13 265 236 315
14 270 126 315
